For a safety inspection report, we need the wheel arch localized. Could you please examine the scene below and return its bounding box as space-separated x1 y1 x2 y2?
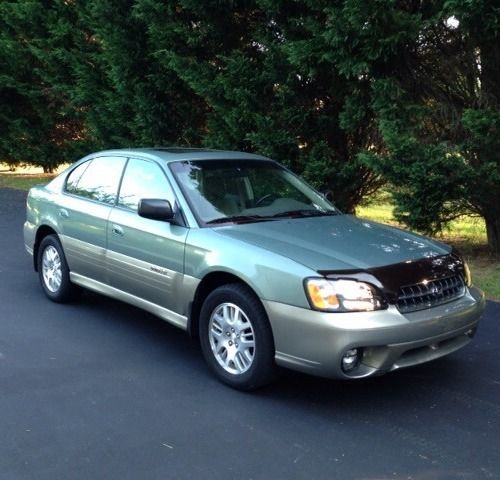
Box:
33 225 58 271
187 271 265 338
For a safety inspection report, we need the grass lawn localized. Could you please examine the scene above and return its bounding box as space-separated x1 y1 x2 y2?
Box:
0 163 59 190
0 173 54 190
1 167 498 300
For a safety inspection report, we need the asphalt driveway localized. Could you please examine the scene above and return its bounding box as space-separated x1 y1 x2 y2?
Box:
1 187 499 480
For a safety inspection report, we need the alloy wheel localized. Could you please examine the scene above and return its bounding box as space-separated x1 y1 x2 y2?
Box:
208 302 256 375
42 245 62 293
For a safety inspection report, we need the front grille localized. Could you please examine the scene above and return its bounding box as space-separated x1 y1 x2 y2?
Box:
397 275 466 313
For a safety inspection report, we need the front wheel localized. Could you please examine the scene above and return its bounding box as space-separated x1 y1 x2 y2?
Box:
199 283 276 390
37 234 78 303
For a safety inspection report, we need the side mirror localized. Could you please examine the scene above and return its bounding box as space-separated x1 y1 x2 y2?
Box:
138 199 175 221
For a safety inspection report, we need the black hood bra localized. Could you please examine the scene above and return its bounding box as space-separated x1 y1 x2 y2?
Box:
320 250 466 306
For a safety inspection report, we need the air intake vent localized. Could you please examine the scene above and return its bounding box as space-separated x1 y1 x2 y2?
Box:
397 275 465 313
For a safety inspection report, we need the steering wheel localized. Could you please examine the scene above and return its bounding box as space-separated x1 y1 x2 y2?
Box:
255 193 276 207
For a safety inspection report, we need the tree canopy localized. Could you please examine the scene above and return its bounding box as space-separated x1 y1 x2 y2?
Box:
328 0 499 250
0 0 498 250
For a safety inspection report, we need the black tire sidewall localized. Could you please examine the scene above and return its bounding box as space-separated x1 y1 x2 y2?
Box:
199 283 275 390
37 235 74 303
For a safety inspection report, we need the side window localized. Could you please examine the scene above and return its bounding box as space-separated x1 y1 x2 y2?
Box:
118 158 175 211
65 156 126 205
66 161 91 193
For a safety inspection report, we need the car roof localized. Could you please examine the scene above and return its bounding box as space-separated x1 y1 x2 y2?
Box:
86 147 271 164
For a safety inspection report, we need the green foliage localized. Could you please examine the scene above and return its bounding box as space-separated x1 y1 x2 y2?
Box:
328 0 500 250
133 0 384 212
0 0 498 249
0 1 89 172
0 0 205 169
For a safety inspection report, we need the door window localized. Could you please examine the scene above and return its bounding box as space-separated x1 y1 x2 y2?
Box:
65 156 126 205
118 158 175 211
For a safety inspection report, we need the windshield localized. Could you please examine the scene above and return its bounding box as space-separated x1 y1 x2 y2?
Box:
169 159 339 225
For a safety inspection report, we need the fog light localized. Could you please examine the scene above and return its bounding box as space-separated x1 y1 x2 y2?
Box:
465 328 476 338
341 348 361 372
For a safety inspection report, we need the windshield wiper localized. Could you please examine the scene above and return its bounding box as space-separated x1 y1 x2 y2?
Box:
271 209 339 219
206 210 339 224
206 215 270 225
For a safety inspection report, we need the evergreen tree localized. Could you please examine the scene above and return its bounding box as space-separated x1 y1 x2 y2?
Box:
66 0 205 148
326 0 500 251
0 0 85 172
134 0 383 212
0 0 206 170
1 0 498 250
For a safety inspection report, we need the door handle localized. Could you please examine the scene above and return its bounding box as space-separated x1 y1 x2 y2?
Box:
111 224 124 236
58 208 69 218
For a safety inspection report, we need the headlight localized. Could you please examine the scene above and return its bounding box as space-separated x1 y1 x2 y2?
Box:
463 261 472 287
305 278 386 312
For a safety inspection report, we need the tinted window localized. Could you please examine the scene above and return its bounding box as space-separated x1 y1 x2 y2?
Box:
118 158 174 211
65 157 126 205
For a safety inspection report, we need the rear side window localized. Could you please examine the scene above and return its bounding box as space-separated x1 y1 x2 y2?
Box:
65 161 91 192
118 158 175 211
65 156 126 205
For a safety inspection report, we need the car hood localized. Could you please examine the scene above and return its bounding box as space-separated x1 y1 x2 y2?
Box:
212 214 451 272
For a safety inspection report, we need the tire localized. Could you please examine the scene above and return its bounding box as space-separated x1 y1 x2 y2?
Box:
37 234 78 303
199 283 276 390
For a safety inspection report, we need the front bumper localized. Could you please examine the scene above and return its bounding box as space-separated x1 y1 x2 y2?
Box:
264 286 485 379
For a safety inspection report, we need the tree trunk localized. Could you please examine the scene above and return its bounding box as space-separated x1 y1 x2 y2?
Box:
485 217 500 253
43 165 54 174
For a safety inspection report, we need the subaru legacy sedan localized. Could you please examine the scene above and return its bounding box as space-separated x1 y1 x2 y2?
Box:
24 148 485 390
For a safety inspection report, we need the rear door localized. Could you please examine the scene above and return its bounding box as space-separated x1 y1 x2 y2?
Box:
106 158 188 315
59 156 126 283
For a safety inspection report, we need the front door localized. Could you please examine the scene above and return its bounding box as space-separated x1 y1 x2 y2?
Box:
106 158 188 316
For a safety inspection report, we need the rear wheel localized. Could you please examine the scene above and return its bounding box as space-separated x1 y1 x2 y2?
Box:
37 235 78 303
199 283 276 390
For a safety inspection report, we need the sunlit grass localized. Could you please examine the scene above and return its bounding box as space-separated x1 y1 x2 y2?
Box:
0 173 53 190
436 216 487 244
356 204 395 225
